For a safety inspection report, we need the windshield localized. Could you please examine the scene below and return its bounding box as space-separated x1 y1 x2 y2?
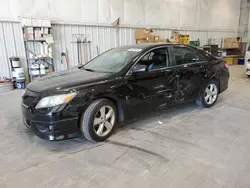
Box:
83 48 141 73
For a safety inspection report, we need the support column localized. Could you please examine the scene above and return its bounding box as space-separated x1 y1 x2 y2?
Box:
238 0 249 41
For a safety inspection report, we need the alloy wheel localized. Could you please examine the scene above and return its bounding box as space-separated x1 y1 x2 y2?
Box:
204 83 218 105
93 105 115 137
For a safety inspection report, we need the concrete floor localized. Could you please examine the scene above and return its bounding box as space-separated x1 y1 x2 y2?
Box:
1 65 250 188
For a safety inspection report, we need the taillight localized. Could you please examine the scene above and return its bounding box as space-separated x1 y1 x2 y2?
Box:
224 62 229 69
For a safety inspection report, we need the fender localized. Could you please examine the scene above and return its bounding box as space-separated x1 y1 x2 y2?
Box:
93 92 126 123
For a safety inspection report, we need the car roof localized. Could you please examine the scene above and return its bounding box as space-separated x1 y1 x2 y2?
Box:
118 43 182 50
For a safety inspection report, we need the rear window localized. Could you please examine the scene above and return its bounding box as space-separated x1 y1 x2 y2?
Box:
197 49 216 61
173 46 207 65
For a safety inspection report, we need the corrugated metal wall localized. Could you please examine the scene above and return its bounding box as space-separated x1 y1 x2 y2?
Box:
0 21 26 79
52 24 238 72
0 21 239 78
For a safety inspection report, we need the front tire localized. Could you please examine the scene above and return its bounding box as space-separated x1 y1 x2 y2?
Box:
196 80 219 108
247 75 250 78
80 99 117 142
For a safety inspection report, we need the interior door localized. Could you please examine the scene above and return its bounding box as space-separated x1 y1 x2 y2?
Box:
172 45 208 102
125 47 177 111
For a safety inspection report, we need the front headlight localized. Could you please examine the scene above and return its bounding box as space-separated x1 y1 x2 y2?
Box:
35 92 77 109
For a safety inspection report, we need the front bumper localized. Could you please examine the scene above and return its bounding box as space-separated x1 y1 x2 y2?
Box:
245 62 250 75
22 103 80 141
246 66 250 76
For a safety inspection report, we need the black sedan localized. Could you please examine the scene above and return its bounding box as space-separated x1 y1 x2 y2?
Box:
22 43 229 142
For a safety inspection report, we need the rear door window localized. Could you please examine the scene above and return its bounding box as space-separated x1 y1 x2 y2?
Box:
173 46 207 66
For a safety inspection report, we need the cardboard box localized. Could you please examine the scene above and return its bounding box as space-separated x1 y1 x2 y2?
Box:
136 35 157 44
224 42 239 49
136 39 150 44
24 27 33 33
21 18 32 27
32 18 42 27
24 33 34 40
135 28 162 43
147 35 155 42
135 28 153 40
224 37 241 43
223 37 241 49
154 36 160 42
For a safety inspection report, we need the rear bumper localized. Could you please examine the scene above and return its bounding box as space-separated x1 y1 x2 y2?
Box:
22 104 81 141
219 69 229 93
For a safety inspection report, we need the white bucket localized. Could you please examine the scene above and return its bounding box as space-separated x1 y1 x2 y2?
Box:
12 60 20 68
10 57 20 68
14 68 25 80
31 64 40 76
12 71 17 78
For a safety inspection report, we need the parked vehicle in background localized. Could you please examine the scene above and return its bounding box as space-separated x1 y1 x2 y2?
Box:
245 45 250 77
21 43 229 142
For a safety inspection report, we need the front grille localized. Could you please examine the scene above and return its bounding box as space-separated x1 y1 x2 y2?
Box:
22 89 39 106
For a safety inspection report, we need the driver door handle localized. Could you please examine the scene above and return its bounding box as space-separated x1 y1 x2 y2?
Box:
165 69 173 73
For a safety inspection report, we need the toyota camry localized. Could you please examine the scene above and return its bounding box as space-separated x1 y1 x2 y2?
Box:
22 43 229 142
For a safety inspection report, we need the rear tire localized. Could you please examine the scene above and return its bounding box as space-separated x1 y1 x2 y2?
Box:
247 75 250 78
80 99 117 142
196 80 219 108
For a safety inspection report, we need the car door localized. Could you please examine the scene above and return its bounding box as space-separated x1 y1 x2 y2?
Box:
125 46 177 112
171 45 208 102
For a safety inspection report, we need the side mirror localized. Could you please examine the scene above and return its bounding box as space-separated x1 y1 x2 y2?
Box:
132 65 147 74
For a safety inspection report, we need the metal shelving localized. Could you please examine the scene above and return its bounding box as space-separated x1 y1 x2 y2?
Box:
22 26 54 82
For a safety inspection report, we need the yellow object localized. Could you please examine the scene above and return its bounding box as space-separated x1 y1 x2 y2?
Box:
183 35 189 44
223 57 234 65
177 35 182 43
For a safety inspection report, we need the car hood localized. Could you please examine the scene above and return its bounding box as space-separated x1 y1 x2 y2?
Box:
26 68 111 93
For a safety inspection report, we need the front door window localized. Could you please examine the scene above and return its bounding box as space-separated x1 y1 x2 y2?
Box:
136 48 168 71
